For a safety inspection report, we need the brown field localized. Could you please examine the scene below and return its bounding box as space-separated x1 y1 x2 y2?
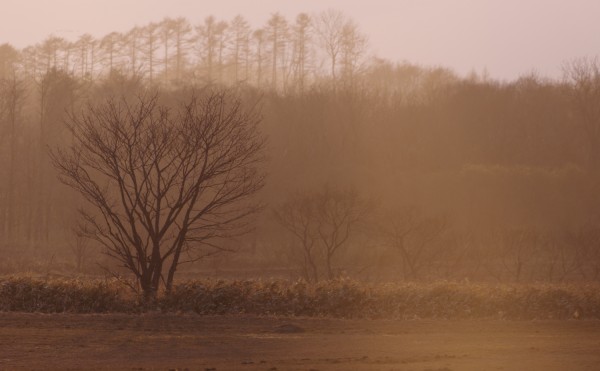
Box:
0 314 599 370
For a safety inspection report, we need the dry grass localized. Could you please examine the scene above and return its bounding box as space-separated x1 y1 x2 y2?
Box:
0 277 133 313
1 276 599 319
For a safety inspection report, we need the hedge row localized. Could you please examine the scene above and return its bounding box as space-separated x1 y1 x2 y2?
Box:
1 277 599 319
0 277 132 313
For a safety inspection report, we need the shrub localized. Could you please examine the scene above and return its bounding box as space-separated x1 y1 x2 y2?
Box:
0 277 133 313
160 279 600 320
1 276 599 319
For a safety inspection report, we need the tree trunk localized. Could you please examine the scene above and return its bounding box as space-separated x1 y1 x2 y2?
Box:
140 270 156 301
166 247 182 293
326 252 334 280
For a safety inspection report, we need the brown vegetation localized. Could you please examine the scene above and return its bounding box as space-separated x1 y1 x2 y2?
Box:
1 277 599 320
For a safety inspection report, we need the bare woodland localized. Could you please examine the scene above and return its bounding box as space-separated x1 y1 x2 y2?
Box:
1 11 600 291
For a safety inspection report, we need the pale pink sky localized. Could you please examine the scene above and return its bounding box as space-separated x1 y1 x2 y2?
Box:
2 0 599 80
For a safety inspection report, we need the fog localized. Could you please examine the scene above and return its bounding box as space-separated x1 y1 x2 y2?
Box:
1 0 600 287
0 6 599 287
3 3 600 370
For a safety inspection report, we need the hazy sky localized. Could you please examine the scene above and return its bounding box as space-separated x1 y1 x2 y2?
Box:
2 0 600 81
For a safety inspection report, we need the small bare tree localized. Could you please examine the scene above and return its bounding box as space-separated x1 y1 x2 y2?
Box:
495 228 544 283
274 193 320 282
314 187 372 279
563 227 600 281
563 57 600 169
69 227 91 272
51 91 265 299
380 206 449 280
314 10 346 84
274 186 371 281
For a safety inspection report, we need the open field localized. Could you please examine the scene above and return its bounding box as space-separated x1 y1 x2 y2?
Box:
0 313 599 370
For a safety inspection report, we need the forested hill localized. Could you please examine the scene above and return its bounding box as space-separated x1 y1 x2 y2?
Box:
0 11 599 283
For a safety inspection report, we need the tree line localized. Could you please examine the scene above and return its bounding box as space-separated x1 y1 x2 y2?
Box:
1 12 600 288
0 10 367 92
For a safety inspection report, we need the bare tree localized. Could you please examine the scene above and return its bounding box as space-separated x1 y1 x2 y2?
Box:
314 10 346 86
496 228 542 282
169 17 193 83
50 91 265 299
339 20 368 88
563 57 600 170
142 23 160 82
39 36 67 72
69 227 91 272
159 18 175 84
123 27 143 77
252 29 266 87
265 13 288 90
196 16 227 83
275 186 371 281
274 192 320 282
380 206 449 280
315 187 371 279
99 32 122 74
563 227 600 281
36 69 79 246
291 13 312 92
74 34 95 79
545 232 580 282
0 74 26 244
214 21 229 84
0 44 20 79
229 15 251 83
20 46 40 79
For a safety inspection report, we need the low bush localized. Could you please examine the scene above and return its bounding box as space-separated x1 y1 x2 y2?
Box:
1 276 599 319
162 279 600 319
0 277 133 313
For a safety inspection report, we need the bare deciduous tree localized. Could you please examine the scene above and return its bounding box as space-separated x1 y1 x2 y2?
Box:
229 15 251 83
314 10 346 86
168 17 193 84
142 23 160 82
291 13 312 92
0 74 26 244
252 29 266 87
196 16 228 84
314 187 371 279
275 186 371 281
265 13 288 90
496 228 542 283
0 43 20 79
381 206 449 280
274 192 320 282
99 32 122 73
563 227 600 281
51 91 265 298
69 227 91 272
563 57 600 169
339 20 368 88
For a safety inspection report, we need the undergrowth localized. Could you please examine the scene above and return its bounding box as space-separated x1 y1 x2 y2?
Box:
0 276 598 319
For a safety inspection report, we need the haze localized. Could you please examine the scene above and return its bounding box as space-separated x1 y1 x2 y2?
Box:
3 0 600 80
2 1 600 370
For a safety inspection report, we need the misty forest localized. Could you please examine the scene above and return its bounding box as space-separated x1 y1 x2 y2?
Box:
4 7 600 370
1 11 600 296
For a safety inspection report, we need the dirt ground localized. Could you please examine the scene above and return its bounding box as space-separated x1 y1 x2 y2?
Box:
0 313 599 370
